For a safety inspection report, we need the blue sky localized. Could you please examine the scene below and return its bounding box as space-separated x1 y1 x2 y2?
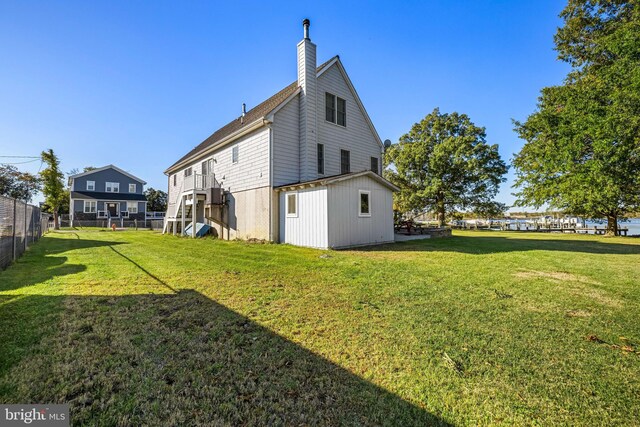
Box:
0 1 569 208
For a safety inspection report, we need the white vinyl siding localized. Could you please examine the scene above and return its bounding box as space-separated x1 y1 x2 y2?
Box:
86 181 95 191
105 182 119 193
272 95 300 186
327 175 394 248
279 187 328 249
316 64 382 177
84 200 97 213
168 127 270 210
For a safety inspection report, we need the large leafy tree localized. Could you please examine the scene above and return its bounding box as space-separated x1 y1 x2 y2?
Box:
385 108 508 226
513 0 640 235
40 149 66 229
145 187 168 212
0 164 41 202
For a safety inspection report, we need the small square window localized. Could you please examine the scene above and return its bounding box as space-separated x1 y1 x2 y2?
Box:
359 190 371 217
232 145 239 163
129 183 136 193
286 193 298 217
86 181 95 191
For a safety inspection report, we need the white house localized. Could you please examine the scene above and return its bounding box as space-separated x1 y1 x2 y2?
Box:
163 19 398 249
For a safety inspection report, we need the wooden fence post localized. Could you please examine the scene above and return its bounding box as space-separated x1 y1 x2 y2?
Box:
11 198 17 261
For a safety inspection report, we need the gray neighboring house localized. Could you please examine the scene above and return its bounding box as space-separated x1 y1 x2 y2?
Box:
68 165 147 225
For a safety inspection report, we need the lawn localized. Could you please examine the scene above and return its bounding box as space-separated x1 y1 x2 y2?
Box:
0 230 639 426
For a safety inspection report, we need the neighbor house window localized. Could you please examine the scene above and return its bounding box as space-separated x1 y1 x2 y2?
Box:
370 157 379 174
358 190 371 217
105 182 119 193
286 193 298 217
325 92 346 126
184 167 192 177
127 201 138 214
341 149 350 174
129 183 136 193
317 143 324 174
86 181 95 191
84 200 97 213
232 145 239 163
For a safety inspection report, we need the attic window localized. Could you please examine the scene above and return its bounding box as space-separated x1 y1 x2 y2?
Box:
184 167 192 177
326 92 346 127
86 181 95 191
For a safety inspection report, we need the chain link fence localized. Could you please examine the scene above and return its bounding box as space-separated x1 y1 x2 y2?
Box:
0 195 50 270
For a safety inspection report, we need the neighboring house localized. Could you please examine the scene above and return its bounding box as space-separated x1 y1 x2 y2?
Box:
164 19 398 249
68 165 147 225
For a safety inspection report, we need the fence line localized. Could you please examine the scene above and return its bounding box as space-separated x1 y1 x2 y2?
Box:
0 195 50 270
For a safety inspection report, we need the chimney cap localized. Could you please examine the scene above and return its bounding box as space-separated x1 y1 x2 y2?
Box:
302 18 310 39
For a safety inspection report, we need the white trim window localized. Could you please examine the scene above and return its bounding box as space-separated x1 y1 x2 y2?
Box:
127 201 138 214
105 182 120 193
358 190 371 217
84 200 97 213
129 183 136 193
86 180 95 191
286 192 298 218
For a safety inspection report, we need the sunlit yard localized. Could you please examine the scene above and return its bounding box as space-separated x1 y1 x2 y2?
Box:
1 230 639 425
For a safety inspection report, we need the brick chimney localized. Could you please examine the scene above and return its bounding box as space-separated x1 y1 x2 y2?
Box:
297 18 317 181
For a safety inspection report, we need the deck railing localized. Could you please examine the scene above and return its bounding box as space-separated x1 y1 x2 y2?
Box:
183 173 221 192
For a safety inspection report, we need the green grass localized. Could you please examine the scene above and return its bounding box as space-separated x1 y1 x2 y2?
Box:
1 230 639 425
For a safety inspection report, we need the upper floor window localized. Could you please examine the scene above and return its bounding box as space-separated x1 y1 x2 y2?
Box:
86 181 95 191
184 167 192 177
129 183 136 193
370 157 379 175
326 92 346 127
105 182 119 193
341 149 350 174
317 143 324 175
232 145 239 163
173 174 177 186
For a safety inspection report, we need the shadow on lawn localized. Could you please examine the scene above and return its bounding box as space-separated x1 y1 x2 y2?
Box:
373 235 640 255
0 290 451 426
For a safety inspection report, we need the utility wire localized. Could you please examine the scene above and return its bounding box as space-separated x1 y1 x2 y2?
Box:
1 159 41 165
0 155 40 159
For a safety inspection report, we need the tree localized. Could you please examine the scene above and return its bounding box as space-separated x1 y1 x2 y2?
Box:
513 0 640 235
144 188 168 212
0 164 41 201
385 108 508 226
40 149 66 229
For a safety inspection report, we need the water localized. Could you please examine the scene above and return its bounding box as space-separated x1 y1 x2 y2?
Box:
493 218 640 235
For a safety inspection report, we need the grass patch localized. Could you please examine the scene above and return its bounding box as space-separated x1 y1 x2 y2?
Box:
1 230 639 425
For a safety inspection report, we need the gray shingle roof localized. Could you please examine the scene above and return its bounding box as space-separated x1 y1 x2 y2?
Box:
165 56 338 173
